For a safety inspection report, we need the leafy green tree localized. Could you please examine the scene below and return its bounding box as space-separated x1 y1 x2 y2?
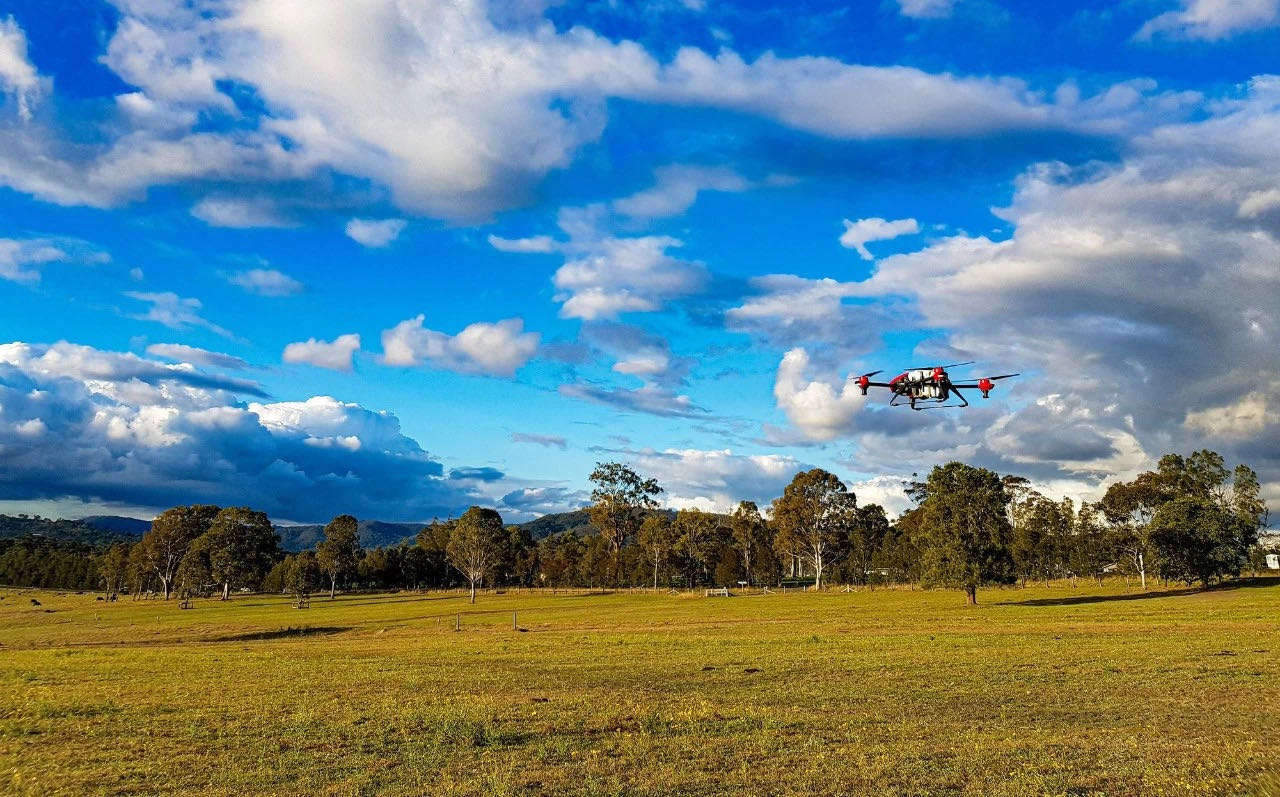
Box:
771 469 855 590
729 501 770 586
587 462 663 583
915 462 1014 604
846 504 890 586
204 507 280 600
316 514 361 599
99 543 130 597
140 505 220 599
285 551 321 598
1069 502 1112 585
446 507 505 603
416 519 454 588
1100 473 1165 588
638 513 676 589
674 508 721 587
1149 496 1252 586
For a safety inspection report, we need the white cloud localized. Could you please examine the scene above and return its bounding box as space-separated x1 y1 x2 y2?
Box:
772 348 867 441
226 268 304 296
0 342 485 521
559 382 700 417
839 216 920 260
549 207 707 320
282 333 361 372
381 315 539 376
896 0 957 19
726 274 892 357
626 447 806 513
123 291 232 337
0 1 1200 219
1238 188 1280 218
1137 0 1280 41
0 17 44 121
191 196 293 228
345 218 407 247
1184 392 1271 438
487 234 557 253
611 164 750 220
145 343 249 370
0 238 66 283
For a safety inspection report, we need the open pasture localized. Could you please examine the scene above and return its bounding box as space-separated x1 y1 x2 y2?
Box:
2 581 1279 796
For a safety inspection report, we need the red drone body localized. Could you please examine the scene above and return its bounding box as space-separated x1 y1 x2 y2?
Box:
853 362 1018 410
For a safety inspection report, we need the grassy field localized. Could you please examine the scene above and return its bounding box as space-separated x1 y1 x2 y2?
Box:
2 580 1278 796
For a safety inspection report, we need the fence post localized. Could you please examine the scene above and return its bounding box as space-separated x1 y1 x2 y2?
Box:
513 611 518 631
455 613 461 632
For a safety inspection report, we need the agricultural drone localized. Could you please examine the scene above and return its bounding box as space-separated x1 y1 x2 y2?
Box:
855 362 1019 410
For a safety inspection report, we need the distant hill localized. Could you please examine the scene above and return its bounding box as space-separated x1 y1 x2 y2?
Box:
81 516 152 536
274 520 426 552
0 515 141 546
518 509 595 540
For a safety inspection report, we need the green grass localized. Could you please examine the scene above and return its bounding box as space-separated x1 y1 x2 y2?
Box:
2 580 1279 795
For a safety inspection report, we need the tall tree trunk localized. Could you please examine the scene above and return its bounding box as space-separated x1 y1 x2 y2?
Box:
329 576 336 600
1138 552 1146 590
652 557 658 590
965 585 977 605
469 579 476 604
222 582 230 601
161 577 171 600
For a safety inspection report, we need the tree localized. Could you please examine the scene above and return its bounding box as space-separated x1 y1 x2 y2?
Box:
316 514 361 599
1149 496 1252 586
99 543 130 598
204 507 280 600
914 462 1014 604
139 505 220 599
447 506 504 603
1100 473 1165 588
638 513 676 589
846 504 889 586
729 501 769 586
285 551 321 599
588 462 663 584
674 508 721 587
1069 502 1111 585
771 469 855 590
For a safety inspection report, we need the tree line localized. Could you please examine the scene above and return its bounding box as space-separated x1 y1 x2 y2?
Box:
2 449 1272 603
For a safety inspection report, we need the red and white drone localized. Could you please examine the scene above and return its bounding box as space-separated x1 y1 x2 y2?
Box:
854 362 1019 410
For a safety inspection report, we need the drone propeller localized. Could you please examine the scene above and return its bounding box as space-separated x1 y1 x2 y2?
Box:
985 373 1020 380
857 370 883 378
908 360 975 371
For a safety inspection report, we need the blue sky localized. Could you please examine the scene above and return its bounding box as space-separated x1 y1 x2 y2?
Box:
1 0 1278 523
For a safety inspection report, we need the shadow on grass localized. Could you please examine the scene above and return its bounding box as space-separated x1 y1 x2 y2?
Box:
206 626 353 642
1005 577 1280 607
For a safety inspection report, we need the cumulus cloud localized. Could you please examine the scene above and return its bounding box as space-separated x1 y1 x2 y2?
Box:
611 164 750 220
345 218 407 247
1137 0 1280 41
191 196 293 228
282 333 361 372
511 432 567 449
0 344 503 521
123 291 232 337
381 314 540 376
771 348 868 442
0 17 43 121
0 238 67 283
226 268 304 297
625 447 807 513
839 217 920 260
0 1 1196 220
145 343 249 370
